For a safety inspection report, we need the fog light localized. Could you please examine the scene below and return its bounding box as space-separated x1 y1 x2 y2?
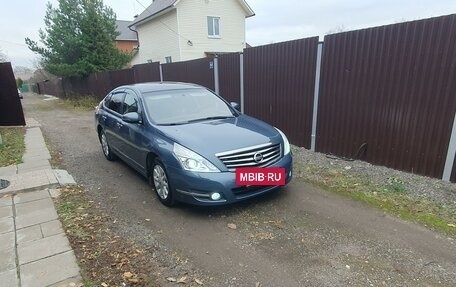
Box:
211 192 221 201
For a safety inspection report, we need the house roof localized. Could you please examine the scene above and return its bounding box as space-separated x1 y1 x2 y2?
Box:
130 0 255 27
116 20 138 41
130 0 178 27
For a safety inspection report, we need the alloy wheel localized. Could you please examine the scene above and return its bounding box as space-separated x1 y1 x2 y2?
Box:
153 165 169 200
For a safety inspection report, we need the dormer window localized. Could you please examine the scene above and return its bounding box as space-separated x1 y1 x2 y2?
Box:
207 16 220 38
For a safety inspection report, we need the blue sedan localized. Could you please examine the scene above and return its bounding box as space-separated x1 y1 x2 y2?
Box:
95 82 292 206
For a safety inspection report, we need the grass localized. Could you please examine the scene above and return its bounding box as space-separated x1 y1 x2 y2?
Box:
59 96 100 111
294 162 456 236
33 95 99 112
0 128 25 167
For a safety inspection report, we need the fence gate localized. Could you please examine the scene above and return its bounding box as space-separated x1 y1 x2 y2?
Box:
0 62 25 126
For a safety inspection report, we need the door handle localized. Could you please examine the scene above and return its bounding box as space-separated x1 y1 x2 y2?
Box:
101 115 107 120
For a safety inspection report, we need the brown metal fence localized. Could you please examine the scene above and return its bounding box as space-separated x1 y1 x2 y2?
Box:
35 14 456 181
162 58 215 91
133 62 161 83
37 78 65 98
316 14 456 179
0 62 25 126
38 62 162 100
244 37 319 148
88 72 112 100
110 68 135 88
218 53 241 103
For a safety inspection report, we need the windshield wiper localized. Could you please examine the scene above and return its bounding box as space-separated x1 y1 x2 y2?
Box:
159 121 190 126
187 116 234 123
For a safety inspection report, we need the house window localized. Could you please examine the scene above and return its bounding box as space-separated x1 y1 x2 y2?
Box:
207 16 220 37
165 56 172 63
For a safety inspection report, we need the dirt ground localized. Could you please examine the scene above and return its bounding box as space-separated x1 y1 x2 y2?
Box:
22 94 456 286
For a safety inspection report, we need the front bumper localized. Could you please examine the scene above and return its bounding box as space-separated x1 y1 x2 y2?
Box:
166 154 293 206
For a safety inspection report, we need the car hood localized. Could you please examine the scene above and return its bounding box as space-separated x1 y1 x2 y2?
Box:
157 115 281 156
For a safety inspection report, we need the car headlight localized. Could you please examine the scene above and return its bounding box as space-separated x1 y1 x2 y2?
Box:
275 128 291 155
173 143 220 172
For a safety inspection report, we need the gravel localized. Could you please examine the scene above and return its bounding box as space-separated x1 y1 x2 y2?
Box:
293 145 456 214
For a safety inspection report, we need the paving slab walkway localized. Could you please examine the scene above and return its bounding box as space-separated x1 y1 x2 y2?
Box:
0 190 81 287
0 118 82 286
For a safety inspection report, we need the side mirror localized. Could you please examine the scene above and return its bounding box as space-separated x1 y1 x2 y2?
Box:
230 102 240 111
123 112 141 124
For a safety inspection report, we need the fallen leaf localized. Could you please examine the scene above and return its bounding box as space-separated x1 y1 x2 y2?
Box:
123 272 134 279
194 278 203 285
128 278 139 284
167 277 177 282
448 223 456 228
101 283 108 287
145 218 151 222
177 275 187 283
227 223 237 230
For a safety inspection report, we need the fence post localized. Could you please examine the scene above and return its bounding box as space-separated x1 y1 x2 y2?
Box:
443 113 456 181
214 56 220 94
240 52 245 113
311 42 324 152
159 64 163 82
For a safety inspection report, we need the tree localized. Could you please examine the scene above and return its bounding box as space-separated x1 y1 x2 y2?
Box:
16 78 24 89
25 0 131 77
326 25 347 35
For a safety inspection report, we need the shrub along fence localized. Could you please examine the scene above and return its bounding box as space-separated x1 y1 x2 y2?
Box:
37 14 456 182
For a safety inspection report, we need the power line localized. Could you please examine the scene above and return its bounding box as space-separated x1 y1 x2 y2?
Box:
0 39 28 47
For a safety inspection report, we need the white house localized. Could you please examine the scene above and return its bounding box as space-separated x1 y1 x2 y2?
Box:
129 0 254 65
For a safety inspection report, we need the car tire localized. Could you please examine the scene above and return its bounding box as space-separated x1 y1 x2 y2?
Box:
151 159 174 206
100 130 117 161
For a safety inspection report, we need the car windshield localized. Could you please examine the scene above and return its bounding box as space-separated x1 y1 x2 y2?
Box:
142 88 236 125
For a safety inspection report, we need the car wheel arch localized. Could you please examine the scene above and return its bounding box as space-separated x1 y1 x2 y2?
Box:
97 125 103 143
146 152 159 176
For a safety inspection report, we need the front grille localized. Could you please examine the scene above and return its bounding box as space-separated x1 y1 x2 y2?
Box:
216 143 281 172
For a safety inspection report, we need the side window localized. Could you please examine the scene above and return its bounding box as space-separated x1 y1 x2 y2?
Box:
108 92 125 114
123 92 139 114
104 93 112 107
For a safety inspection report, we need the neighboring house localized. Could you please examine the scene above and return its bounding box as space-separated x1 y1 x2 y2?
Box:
129 0 254 65
115 20 139 53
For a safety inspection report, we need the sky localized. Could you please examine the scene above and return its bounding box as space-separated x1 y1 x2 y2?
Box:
0 0 455 68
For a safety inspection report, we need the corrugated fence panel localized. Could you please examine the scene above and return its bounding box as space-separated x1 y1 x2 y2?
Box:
88 72 112 100
162 58 215 91
39 78 64 98
317 14 456 179
0 62 25 126
133 62 161 83
218 53 241 103
244 37 319 148
110 68 135 88
62 77 91 99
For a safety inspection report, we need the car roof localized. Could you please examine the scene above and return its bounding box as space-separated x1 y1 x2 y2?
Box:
117 82 204 93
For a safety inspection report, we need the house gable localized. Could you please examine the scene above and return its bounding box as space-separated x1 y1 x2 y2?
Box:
130 0 254 64
131 9 180 65
130 0 254 27
176 0 251 60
